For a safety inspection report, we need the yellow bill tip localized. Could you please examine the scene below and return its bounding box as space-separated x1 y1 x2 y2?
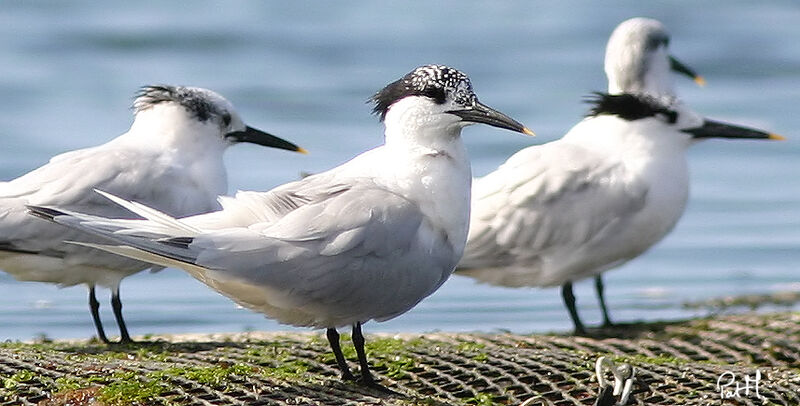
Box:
768 133 786 141
296 147 309 154
694 76 707 87
522 127 536 136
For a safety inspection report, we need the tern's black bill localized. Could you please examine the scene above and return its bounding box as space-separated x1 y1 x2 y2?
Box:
669 56 705 86
225 126 307 153
682 119 784 140
447 101 534 136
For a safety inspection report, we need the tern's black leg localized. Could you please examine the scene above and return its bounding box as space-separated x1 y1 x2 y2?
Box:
352 322 374 385
88 285 110 344
595 276 614 328
352 322 398 395
562 282 586 335
326 328 356 381
111 287 133 344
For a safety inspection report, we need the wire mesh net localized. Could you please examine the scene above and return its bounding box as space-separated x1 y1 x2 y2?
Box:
2 312 799 405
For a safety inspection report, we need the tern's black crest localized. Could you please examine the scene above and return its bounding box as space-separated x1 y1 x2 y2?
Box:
370 65 475 121
586 92 677 123
133 85 220 122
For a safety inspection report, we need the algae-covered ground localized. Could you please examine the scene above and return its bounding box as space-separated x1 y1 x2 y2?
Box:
2 312 800 405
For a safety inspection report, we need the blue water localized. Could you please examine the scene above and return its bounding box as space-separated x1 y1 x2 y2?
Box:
1 1 799 340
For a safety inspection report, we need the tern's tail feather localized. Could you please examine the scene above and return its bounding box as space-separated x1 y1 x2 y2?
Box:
72 241 212 280
26 200 202 267
94 189 202 235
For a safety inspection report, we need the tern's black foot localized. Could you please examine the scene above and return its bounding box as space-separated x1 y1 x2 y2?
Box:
94 335 111 345
356 376 401 396
571 314 588 336
117 326 135 345
340 370 357 382
348 322 401 396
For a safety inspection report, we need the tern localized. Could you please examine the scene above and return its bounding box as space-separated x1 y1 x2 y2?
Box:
593 17 704 328
0 85 305 343
458 91 782 334
28 65 533 390
457 17 710 333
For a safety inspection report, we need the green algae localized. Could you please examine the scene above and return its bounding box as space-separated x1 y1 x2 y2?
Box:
261 358 311 380
464 392 496 405
2 370 36 389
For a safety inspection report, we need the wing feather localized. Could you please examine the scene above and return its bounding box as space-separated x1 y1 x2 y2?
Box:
459 142 648 286
0 146 208 267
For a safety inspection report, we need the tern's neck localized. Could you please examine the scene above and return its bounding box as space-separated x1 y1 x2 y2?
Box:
378 120 471 257
608 75 676 99
607 50 675 98
565 116 691 160
384 125 465 158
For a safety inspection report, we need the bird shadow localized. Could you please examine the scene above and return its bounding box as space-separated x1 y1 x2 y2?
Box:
567 317 707 340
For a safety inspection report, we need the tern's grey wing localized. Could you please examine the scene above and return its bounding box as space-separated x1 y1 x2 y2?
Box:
31 176 457 326
459 142 648 284
184 171 351 230
178 181 457 327
0 145 214 267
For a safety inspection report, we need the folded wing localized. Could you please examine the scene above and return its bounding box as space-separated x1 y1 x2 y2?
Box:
459 142 649 286
31 174 457 327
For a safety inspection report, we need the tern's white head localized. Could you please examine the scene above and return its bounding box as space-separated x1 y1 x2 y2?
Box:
370 65 533 148
605 18 704 98
126 85 304 154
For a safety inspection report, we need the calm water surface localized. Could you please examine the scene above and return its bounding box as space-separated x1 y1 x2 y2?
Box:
1 1 799 340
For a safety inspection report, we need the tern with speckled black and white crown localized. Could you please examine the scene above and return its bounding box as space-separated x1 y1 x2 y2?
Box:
0 85 305 344
457 18 783 335
27 65 533 391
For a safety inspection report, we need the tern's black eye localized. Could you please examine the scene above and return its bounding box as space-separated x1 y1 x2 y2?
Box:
645 34 669 51
660 110 678 124
420 86 447 105
221 112 232 127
